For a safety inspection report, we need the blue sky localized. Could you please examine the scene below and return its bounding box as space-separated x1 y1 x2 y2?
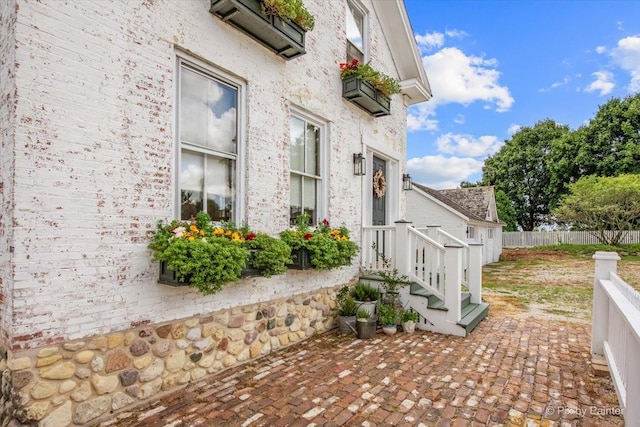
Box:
403 0 640 189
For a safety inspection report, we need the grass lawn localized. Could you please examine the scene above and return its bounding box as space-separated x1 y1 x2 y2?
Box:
483 245 640 322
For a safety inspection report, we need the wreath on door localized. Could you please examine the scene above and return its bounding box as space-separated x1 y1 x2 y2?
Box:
373 169 386 198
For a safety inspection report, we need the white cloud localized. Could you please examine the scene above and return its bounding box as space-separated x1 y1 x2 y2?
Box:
434 133 502 158
585 71 615 95
507 124 522 135
445 29 469 39
407 107 439 132
415 31 445 52
453 114 465 124
422 47 514 112
407 155 484 190
611 35 640 91
538 76 571 92
595 46 607 54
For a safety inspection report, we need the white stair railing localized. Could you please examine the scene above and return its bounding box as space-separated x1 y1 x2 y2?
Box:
417 226 483 305
361 221 473 324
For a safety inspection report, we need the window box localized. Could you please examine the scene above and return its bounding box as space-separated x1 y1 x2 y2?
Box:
210 0 307 60
159 260 260 287
289 247 313 270
159 261 191 287
342 75 391 117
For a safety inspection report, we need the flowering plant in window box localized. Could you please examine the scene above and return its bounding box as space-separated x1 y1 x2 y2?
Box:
339 59 401 117
149 212 292 295
280 213 359 270
340 59 401 97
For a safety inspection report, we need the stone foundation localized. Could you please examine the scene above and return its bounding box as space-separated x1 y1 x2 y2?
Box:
0 288 339 426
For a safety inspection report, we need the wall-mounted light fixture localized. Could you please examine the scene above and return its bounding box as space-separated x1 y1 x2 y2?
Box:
353 153 366 176
402 173 413 191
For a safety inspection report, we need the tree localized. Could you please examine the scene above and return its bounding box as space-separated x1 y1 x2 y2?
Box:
495 190 518 231
550 93 640 190
553 174 640 245
482 119 570 231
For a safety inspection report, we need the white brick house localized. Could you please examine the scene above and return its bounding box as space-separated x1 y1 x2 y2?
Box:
0 0 430 424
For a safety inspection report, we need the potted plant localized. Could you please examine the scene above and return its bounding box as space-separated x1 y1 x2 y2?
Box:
336 286 357 335
149 212 248 295
401 309 419 334
378 303 399 336
209 0 314 60
280 213 359 270
350 282 380 317
373 244 410 305
355 309 377 339
339 59 401 117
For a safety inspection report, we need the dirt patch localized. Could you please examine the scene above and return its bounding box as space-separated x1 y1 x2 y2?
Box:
484 248 640 322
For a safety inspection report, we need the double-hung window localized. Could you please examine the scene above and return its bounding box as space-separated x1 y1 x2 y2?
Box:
177 60 240 221
346 1 366 63
290 115 323 225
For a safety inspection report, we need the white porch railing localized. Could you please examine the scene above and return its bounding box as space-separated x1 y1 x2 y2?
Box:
416 226 483 305
592 251 640 423
362 221 483 324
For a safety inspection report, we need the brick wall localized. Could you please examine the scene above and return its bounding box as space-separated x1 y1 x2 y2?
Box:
7 0 408 350
0 0 17 350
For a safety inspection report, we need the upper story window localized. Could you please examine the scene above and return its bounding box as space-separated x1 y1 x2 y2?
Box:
346 1 366 63
177 59 241 221
289 114 325 225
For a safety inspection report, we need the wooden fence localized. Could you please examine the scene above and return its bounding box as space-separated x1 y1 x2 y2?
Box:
503 230 640 247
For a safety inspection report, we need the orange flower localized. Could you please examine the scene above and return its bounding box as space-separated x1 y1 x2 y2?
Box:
214 228 224 236
190 225 198 232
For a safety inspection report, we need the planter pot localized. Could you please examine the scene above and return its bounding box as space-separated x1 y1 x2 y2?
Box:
356 318 377 339
341 75 391 117
382 325 397 336
402 321 416 334
210 0 307 60
338 315 356 335
355 300 377 317
289 247 312 270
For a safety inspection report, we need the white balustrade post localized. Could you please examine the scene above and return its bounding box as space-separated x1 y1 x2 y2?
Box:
591 251 620 355
394 220 412 276
444 244 463 323
468 243 483 304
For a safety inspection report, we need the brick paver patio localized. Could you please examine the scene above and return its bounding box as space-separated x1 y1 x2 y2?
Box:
103 313 624 426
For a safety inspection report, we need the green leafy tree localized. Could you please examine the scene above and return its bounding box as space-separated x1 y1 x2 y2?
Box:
483 119 570 231
553 174 640 245
495 189 518 231
574 93 640 178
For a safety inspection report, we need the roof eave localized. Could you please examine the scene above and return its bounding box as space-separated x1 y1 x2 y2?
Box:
372 0 432 104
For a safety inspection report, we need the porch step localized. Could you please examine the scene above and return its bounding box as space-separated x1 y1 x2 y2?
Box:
457 302 489 334
409 283 470 311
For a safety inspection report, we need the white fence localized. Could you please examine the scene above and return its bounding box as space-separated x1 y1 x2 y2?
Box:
504 230 640 247
592 252 640 423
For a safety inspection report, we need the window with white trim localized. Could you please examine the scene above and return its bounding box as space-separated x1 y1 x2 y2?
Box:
289 115 324 225
488 228 494 239
177 59 240 221
346 1 366 63
467 226 476 240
